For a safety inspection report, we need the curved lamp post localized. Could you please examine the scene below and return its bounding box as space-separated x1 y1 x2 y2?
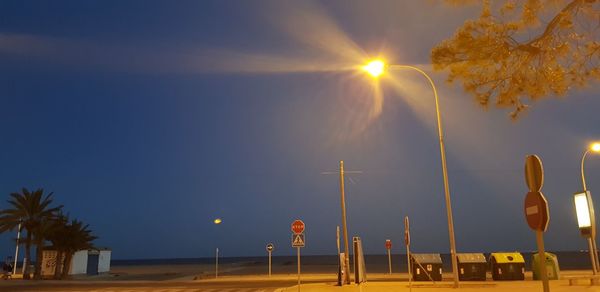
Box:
579 142 600 273
362 60 459 287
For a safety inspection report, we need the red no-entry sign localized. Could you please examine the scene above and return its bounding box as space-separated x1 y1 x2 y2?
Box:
385 239 392 249
291 219 305 234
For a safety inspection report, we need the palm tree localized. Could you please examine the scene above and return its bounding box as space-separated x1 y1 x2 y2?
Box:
59 219 97 279
31 213 63 279
0 188 62 279
46 213 69 280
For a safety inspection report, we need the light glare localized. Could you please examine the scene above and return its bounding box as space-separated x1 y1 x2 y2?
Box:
591 143 600 152
362 60 385 77
214 218 222 225
575 193 592 228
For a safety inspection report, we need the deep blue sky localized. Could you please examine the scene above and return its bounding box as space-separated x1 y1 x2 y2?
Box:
1 1 600 260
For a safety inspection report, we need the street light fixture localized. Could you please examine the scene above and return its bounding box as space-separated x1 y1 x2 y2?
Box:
360 59 459 287
362 59 385 78
574 191 594 235
579 142 600 273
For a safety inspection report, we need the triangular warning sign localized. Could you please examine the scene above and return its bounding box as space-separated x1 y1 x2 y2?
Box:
292 233 305 247
294 235 304 245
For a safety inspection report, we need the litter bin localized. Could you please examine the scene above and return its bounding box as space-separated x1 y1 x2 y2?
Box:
489 252 525 280
532 252 560 280
411 253 442 281
457 253 487 281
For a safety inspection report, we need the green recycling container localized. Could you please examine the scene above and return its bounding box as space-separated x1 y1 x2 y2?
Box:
532 252 560 280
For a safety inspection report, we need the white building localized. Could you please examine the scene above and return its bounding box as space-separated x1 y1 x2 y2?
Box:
41 248 111 277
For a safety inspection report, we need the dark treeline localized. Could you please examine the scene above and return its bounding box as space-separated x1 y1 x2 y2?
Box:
0 188 96 280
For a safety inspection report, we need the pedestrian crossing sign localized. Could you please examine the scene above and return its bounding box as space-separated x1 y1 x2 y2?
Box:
292 233 305 247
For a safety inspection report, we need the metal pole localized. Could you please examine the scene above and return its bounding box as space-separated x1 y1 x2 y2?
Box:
589 239 598 274
215 248 219 279
581 150 600 273
536 231 550 292
388 248 392 274
297 247 301 292
339 160 351 284
407 244 412 292
268 251 272 277
392 65 459 287
13 221 21 274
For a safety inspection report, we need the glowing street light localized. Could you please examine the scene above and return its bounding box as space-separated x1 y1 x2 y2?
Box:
579 142 600 273
362 59 385 78
359 59 459 287
214 218 222 225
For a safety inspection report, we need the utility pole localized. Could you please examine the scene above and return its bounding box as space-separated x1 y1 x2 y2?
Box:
339 160 351 284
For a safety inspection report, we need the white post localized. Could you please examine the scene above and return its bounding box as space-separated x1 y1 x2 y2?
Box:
13 221 21 274
268 251 272 277
215 248 219 279
21 257 26 274
297 247 301 292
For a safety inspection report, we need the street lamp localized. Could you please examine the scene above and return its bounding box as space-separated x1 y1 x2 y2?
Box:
213 218 223 278
579 142 600 273
574 191 597 274
361 59 459 287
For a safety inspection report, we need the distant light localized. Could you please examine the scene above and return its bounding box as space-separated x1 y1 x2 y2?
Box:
214 218 222 225
362 60 385 78
574 193 591 228
591 143 600 153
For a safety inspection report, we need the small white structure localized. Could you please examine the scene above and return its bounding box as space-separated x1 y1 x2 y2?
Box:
70 250 89 275
41 248 111 277
98 249 111 273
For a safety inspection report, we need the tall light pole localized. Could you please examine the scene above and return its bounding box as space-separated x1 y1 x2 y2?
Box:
580 142 600 272
339 160 351 284
362 60 459 287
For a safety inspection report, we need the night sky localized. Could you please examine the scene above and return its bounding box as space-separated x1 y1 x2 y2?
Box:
1 1 600 260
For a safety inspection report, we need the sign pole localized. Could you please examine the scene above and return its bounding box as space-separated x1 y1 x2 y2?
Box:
215 247 219 279
407 244 412 292
297 247 301 292
388 248 392 275
536 231 550 292
524 155 551 292
405 216 412 292
268 250 272 277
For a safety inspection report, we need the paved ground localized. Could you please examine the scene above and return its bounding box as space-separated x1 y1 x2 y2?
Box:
3 272 600 292
0 280 286 292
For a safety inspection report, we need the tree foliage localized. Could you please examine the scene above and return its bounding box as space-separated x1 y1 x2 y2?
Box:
432 0 600 118
0 188 96 280
0 188 62 279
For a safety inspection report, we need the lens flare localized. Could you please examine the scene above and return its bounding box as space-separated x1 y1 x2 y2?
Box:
214 218 222 224
362 60 385 77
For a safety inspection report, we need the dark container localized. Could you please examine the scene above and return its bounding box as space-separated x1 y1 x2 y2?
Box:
457 253 487 281
411 253 442 281
489 252 525 281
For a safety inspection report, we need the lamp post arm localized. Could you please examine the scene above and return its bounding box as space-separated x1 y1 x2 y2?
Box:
391 65 444 142
582 150 590 191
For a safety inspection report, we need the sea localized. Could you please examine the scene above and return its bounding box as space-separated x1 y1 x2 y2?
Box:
111 251 595 273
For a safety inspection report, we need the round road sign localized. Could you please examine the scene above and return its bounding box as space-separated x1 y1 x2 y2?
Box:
291 219 305 234
266 243 274 252
524 191 549 231
525 155 544 192
385 240 392 249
